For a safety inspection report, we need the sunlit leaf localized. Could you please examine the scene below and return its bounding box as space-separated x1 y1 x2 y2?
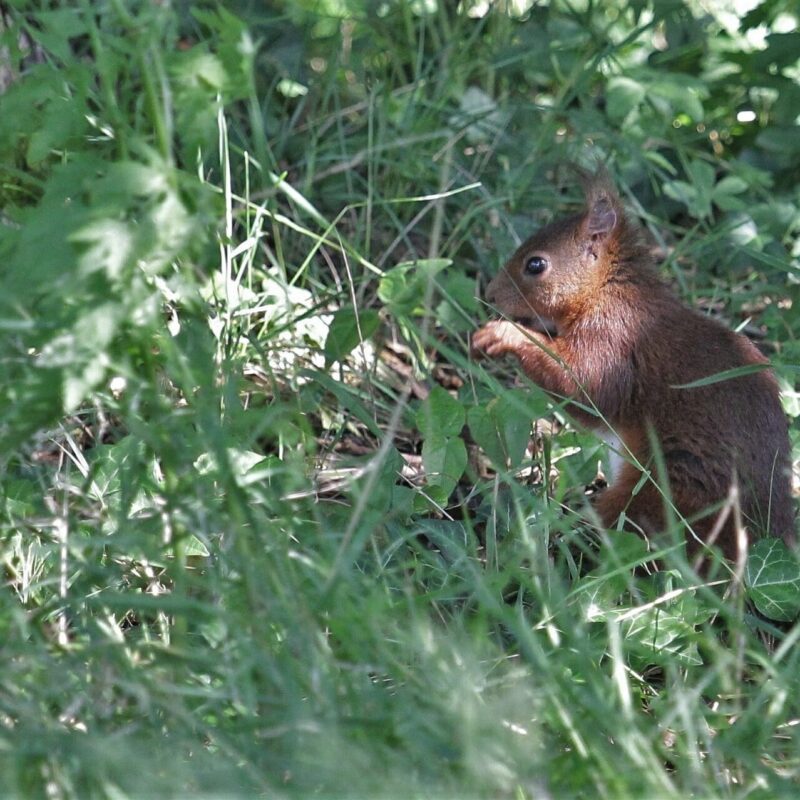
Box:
745 538 800 622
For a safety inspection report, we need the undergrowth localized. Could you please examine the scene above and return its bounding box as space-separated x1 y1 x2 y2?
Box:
1 1 800 798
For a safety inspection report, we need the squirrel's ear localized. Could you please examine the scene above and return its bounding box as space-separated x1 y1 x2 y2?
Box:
575 163 621 239
586 194 617 238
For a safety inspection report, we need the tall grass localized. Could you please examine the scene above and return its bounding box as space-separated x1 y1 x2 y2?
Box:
1 2 799 798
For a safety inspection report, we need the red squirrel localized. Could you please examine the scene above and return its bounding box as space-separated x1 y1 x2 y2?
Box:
472 171 795 561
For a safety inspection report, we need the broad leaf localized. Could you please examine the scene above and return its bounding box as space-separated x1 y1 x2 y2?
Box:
324 307 380 366
417 385 465 439
745 538 800 622
421 432 467 502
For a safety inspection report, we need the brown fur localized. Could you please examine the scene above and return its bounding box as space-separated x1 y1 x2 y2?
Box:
472 174 795 560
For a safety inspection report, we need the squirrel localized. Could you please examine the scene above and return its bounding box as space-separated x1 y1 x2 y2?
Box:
472 171 796 562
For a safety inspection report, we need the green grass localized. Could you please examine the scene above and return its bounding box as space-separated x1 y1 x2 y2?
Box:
1 1 800 797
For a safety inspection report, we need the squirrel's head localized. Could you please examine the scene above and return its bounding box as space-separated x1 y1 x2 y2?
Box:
485 175 630 332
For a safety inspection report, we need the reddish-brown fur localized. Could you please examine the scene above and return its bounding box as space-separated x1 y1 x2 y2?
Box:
472 173 795 560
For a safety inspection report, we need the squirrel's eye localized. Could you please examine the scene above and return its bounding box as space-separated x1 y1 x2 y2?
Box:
524 255 548 276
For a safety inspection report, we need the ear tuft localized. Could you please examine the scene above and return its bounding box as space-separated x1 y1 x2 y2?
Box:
579 165 622 239
563 162 624 240
586 194 617 237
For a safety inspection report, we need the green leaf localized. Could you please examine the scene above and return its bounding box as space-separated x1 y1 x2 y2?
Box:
421 433 467 502
37 302 122 412
623 606 703 666
756 126 800 157
651 79 705 122
69 219 137 280
349 447 405 515
417 385 465 439
26 95 86 166
435 272 480 331
35 9 88 61
752 32 800 71
173 50 227 91
689 161 715 187
301 369 382 437
665 159 739 220
89 436 148 504
324 307 380 366
745 538 800 622
662 180 699 215
378 259 451 317
714 176 748 197
184 535 211 558
599 530 651 571
449 86 508 144
2 479 41 519
467 405 506 469
712 175 749 211
467 392 532 470
606 76 645 124
413 519 470 560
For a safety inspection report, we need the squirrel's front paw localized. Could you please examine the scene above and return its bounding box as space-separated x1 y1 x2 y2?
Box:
472 319 534 358
471 320 504 358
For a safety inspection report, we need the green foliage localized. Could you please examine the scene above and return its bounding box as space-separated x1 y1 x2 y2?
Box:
1 1 800 798
323 306 380 365
417 385 468 504
746 537 800 621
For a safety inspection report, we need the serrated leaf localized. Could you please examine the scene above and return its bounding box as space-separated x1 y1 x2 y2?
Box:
26 96 85 166
35 8 88 61
745 537 800 622
37 303 121 412
69 219 136 280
